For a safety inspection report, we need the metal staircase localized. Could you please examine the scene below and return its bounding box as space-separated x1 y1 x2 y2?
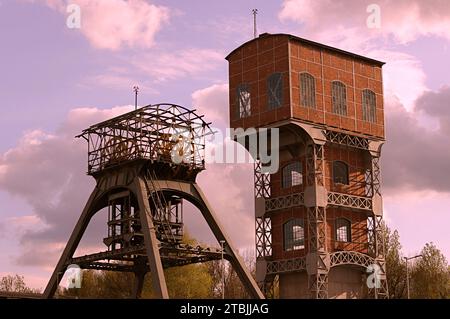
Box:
145 170 183 245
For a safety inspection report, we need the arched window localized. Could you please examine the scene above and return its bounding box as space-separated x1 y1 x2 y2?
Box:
300 73 316 108
332 81 347 116
236 83 251 118
284 219 305 251
362 89 376 123
335 218 351 242
282 162 303 188
267 73 283 109
333 161 349 185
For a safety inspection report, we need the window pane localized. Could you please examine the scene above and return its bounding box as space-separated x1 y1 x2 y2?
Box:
268 73 282 109
336 219 351 242
333 161 349 185
300 73 316 108
282 162 303 188
284 219 305 251
362 89 376 123
237 84 251 118
332 81 347 116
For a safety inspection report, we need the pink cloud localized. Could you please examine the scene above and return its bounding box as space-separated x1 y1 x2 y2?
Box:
279 0 450 44
192 83 229 128
34 0 170 50
0 100 257 274
132 48 223 82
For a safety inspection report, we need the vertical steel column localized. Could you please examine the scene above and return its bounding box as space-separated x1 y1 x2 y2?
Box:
134 176 169 299
368 154 389 299
305 143 329 299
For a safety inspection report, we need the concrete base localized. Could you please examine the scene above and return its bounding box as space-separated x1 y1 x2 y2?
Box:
328 267 366 299
279 267 367 299
279 272 309 299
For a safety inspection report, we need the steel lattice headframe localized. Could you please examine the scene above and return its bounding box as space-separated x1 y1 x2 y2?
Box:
77 103 214 175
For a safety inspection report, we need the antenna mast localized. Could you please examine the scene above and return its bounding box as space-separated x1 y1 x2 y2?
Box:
252 9 258 39
133 85 139 110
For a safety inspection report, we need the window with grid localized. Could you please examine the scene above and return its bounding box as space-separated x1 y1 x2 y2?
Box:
284 219 305 251
282 162 303 188
332 81 347 116
333 161 349 185
362 89 376 123
267 73 283 109
300 73 316 108
335 218 351 242
236 84 251 118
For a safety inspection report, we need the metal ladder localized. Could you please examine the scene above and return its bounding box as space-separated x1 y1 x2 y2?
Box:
144 170 179 245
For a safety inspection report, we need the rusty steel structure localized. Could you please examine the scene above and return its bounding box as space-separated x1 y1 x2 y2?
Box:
43 103 264 299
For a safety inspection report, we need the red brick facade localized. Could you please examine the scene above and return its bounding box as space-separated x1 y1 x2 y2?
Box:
227 33 384 267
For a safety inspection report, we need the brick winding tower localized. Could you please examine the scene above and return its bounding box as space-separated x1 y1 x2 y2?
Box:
226 33 388 299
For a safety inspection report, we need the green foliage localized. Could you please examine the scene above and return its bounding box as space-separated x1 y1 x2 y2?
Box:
383 224 407 299
382 224 449 299
143 263 212 299
410 243 449 299
60 232 214 299
60 270 134 298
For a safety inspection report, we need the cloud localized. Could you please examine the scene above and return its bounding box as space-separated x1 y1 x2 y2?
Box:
0 105 133 267
370 50 427 112
86 48 224 86
382 86 450 193
190 83 255 248
416 86 450 135
34 0 170 50
0 100 257 268
279 0 450 45
131 49 223 82
195 162 255 249
192 83 229 128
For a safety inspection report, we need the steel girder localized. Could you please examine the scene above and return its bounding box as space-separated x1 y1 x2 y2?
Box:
43 163 264 299
267 257 306 275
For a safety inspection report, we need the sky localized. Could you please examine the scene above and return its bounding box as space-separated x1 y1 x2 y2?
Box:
0 0 449 290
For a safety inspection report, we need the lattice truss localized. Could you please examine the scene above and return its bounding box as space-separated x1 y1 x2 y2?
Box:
307 207 327 253
306 143 325 186
328 192 372 211
330 251 374 267
265 193 304 212
324 130 369 150
255 217 272 258
309 274 328 299
77 103 213 174
267 257 306 275
254 160 271 198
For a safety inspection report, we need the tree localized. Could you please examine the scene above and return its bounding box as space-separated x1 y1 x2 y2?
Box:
382 224 407 299
60 232 214 299
0 274 38 294
207 248 256 299
60 270 134 298
143 233 213 299
143 263 212 299
410 242 449 299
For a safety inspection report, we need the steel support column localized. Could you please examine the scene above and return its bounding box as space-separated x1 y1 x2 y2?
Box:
305 143 329 299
